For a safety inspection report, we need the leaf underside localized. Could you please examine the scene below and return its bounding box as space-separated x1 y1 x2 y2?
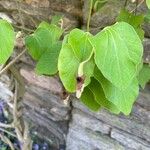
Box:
58 29 95 92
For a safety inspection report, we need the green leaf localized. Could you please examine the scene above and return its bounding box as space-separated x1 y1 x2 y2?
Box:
51 15 62 25
144 9 150 23
117 9 144 40
93 0 108 12
1 147 7 150
38 22 63 42
91 22 143 89
146 0 150 9
80 87 101 111
138 64 150 88
87 77 120 114
0 20 15 64
58 29 95 93
25 21 63 75
25 28 50 60
94 67 139 115
25 22 63 60
36 42 62 75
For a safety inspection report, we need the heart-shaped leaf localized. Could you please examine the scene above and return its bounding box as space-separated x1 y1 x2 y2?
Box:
25 22 63 75
91 22 143 89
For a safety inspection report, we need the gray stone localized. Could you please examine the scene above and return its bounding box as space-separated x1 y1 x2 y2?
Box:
83 0 119 27
20 66 63 95
143 39 150 63
83 0 149 37
24 104 68 148
66 136 94 150
23 85 70 121
137 85 150 109
72 87 150 143
71 109 111 134
0 0 80 30
0 82 13 102
0 75 13 103
111 129 150 150
66 125 124 150
132 104 150 125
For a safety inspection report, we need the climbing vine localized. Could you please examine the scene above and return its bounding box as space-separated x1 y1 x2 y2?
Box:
0 0 150 117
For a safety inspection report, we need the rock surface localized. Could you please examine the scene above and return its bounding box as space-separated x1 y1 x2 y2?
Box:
68 85 150 149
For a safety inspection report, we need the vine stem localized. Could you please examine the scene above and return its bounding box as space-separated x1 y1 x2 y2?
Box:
0 49 26 75
87 0 93 32
124 0 128 8
0 128 17 138
0 122 13 128
13 25 34 33
130 0 144 13
0 133 15 150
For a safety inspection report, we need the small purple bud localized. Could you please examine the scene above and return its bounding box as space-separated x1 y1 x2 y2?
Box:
33 144 40 150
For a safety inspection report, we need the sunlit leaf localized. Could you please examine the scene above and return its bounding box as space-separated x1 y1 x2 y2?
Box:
91 22 143 89
58 29 95 93
146 0 150 9
0 20 15 64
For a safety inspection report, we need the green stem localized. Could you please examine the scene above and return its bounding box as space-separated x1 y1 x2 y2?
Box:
0 49 26 75
13 24 34 33
124 0 128 8
134 0 139 15
87 0 93 32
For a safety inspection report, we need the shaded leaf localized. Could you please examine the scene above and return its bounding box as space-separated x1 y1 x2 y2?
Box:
88 77 120 114
25 22 63 60
25 21 63 75
80 87 101 111
138 64 150 88
117 9 144 40
25 28 50 60
93 0 108 12
51 15 62 25
144 9 150 24
94 67 139 115
36 42 62 75
38 22 63 43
